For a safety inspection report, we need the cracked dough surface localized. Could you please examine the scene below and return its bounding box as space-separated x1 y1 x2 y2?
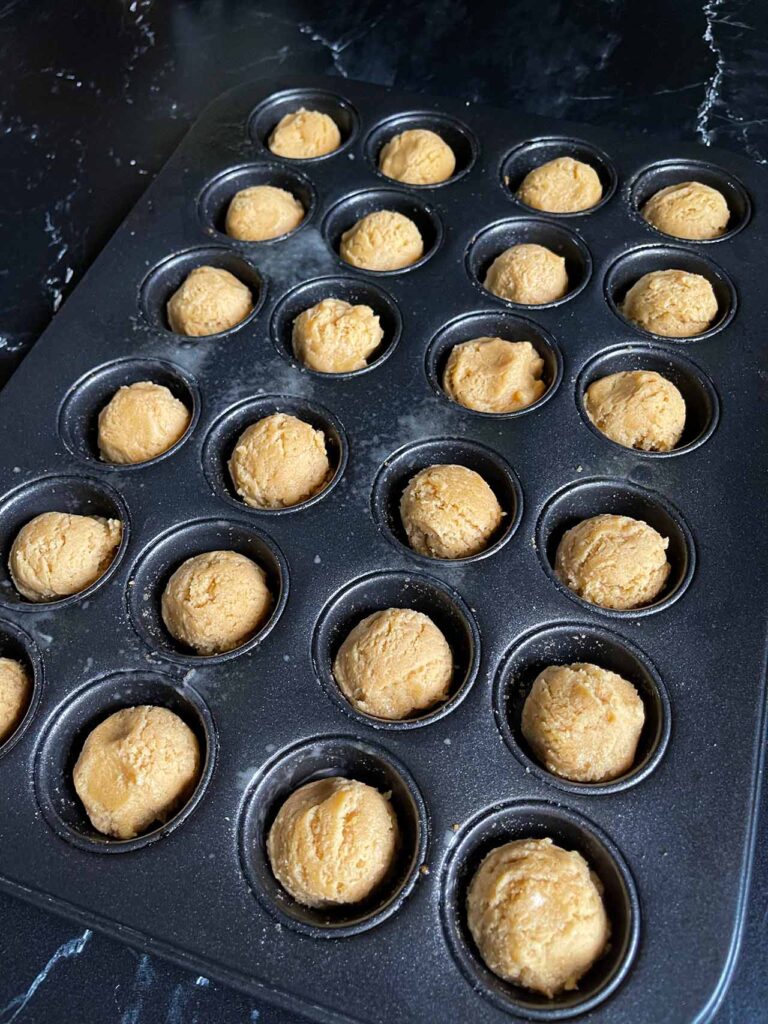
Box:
444 337 546 413
268 108 341 159
225 185 304 241
292 297 383 373
518 156 603 213
340 210 424 271
0 657 31 744
167 266 253 337
642 180 730 240
98 381 191 464
585 370 686 452
621 269 718 338
484 244 568 305
379 128 456 185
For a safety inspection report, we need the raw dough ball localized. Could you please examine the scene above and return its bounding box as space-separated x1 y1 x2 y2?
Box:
225 185 304 241
555 513 670 610
467 837 609 997
379 128 456 185
518 156 603 213
621 269 718 338
10 512 122 602
73 705 200 840
167 266 253 337
444 337 546 413
340 210 424 272
642 181 730 240
0 658 31 744
400 464 504 559
522 663 646 782
161 550 272 655
333 607 453 720
292 298 383 373
268 108 342 159
98 381 191 464
585 370 686 452
228 412 331 509
484 244 568 305
267 777 398 908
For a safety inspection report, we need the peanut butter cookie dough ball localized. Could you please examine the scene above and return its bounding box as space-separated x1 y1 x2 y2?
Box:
10 512 122 602
642 181 730 240
167 266 253 337
444 337 546 413
555 514 670 610
484 244 568 305
340 210 424 272
621 269 718 338
268 777 398 908
73 705 201 840
379 128 456 185
98 381 191 465
268 108 342 159
0 658 31 744
225 185 304 242
585 370 686 452
518 156 603 214
333 607 453 720
292 298 383 373
467 837 609 997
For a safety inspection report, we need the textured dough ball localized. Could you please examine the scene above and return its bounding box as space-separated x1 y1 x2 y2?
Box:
10 512 122 602
585 370 686 452
267 777 398 908
518 157 603 213
228 412 331 509
268 108 341 159
379 128 456 185
333 607 453 720
400 464 504 559
340 210 424 271
0 658 31 744
444 337 546 413
73 705 200 840
522 663 646 782
225 185 304 241
292 298 383 373
467 837 609 997
98 381 191 464
621 269 718 338
161 550 272 655
555 513 670 610
484 244 568 305
167 266 253 337
642 181 730 240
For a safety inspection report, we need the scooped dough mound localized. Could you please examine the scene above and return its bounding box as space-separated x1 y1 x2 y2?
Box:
10 512 122 602
161 550 272 655
642 181 730 240
268 108 342 159
555 513 670 610
621 269 718 338
73 705 201 840
444 337 546 413
333 607 453 720
292 298 383 373
400 464 504 559
467 837 609 997
167 266 253 337
340 210 424 272
225 185 304 241
585 370 686 452
484 244 568 305
0 658 31 744
522 663 646 782
379 128 456 185
518 156 603 213
267 777 399 908
98 381 191 464
228 412 331 509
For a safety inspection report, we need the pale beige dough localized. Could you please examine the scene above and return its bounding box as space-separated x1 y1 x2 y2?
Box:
267 777 398 908
379 128 456 185
444 337 546 413
340 210 424 271
167 266 253 337
225 185 304 241
621 269 718 338
98 381 191 464
467 837 609 997
585 370 686 452
292 298 383 373
484 244 568 304
73 705 200 840
642 181 730 240
0 658 31 744
268 108 341 159
518 156 603 213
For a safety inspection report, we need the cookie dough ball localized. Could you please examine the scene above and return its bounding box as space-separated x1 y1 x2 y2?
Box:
522 663 646 782
292 298 383 373
555 513 670 610
0 658 31 744
98 381 191 465
484 244 568 305
467 837 609 997
340 210 424 272
621 269 718 338
400 464 504 559
225 185 304 241
73 705 200 840
167 266 253 337
379 128 456 185
228 412 331 509
518 156 603 214
333 607 453 720
268 108 341 160
10 512 122 602
268 777 398 908
161 550 272 655
585 370 686 452
642 181 730 240
444 337 546 413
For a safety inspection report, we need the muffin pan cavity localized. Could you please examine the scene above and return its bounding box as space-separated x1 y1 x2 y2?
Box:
198 162 317 243
0 618 44 758
249 88 359 161
501 136 617 214
365 111 478 187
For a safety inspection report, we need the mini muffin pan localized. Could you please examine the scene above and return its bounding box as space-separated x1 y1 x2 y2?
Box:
0 76 765 1024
